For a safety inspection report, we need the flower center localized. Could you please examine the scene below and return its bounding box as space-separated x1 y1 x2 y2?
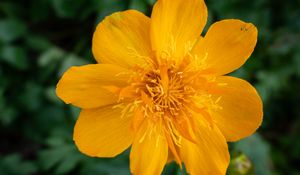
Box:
111 57 221 129
139 64 196 118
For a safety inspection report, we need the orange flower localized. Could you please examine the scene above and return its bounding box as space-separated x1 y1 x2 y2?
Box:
56 0 263 174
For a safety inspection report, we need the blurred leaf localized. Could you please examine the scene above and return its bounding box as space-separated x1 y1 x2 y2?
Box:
55 153 83 174
80 160 130 175
52 0 85 18
162 162 187 175
38 47 64 67
0 19 27 43
58 54 88 76
0 81 17 126
29 0 51 22
0 2 22 18
33 106 66 135
293 52 300 76
94 0 127 22
25 35 52 51
38 47 65 81
268 32 299 56
70 105 80 121
0 106 17 126
146 0 156 5
256 63 294 102
234 134 272 175
0 87 4 103
0 45 28 70
19 82 43 111
52 0 74 18
45 86 63 105
129 0 148 13
39 144 75 171
38 132 84 175
79 149 130 175
45 136 66 147
0 154 37 175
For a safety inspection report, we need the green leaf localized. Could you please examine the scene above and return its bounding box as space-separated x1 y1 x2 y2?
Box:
0 19 27 43
19 82 43 111
129 0 148 13
38 47 65 67
0 154 37 175
70 105 81 121
0 2 22 18
55 153 83 174
45 86 63 105
58 54 88 76
234 134 273 175
162 162 187 175
146 0 156 5
38 132 85 175
45 137 66 147
28 0 51 22
0 45 28 70
52 0 85 18
0 79 17 126
293 52 300 76
80 160 130 175
38 145 75 171
94 0 127 22
0 106 17 126
25 35 52 51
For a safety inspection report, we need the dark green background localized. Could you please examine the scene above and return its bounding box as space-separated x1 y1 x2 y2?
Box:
0 0 299 174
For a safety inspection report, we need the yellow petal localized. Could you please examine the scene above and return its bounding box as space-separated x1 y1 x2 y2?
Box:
73 105 133 157
151 0 207 60
92 10 152 68
164 128 182 166
172 113 197 143
56 64 130 109
193 19 258 75
210 76 263 141
167 150 175 164
130 119 168 175
180 118 230 175
131 106 145 132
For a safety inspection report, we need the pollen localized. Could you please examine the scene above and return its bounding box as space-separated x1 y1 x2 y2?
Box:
112 51 224 135
141 65 193 117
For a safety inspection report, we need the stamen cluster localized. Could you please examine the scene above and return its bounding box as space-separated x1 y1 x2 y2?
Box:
141 67 194 117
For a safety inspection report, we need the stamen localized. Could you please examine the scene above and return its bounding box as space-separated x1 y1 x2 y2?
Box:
127 47 154 68
112 55 222 151
139 130 147 143
166 119 182 147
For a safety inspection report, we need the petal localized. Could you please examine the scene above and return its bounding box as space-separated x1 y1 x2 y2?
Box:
92 10 152 68
130 119 168 175
193 19 258 75
56 64 131 109
151 0 207 60
180 118 230 175
73 105 133 157
211 76 263 141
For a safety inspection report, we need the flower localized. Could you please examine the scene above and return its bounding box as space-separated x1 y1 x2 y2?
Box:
56 0 263 174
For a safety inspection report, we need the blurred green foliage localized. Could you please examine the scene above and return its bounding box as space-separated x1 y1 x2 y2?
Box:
0 0 300 174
